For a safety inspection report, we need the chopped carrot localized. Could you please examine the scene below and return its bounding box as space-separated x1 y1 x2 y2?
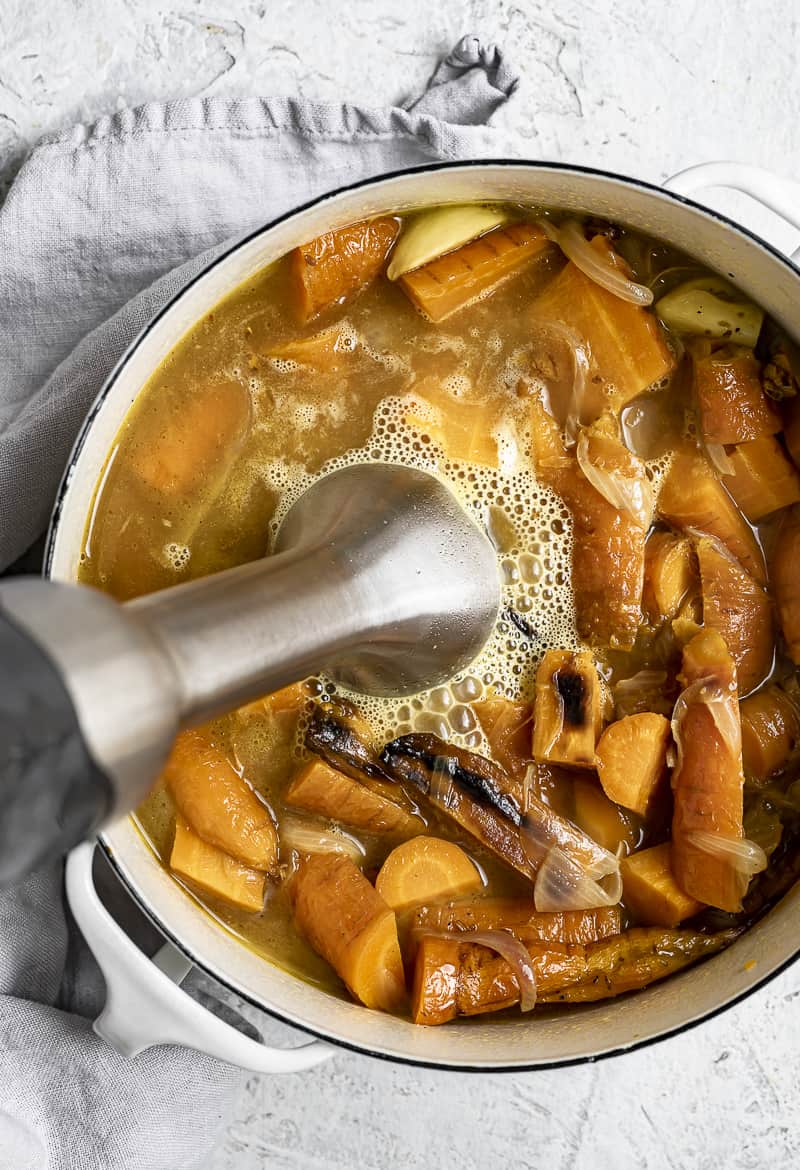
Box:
740 685 800 781
170 817 266 913
529 388 572 486
643 530 697 625
696 536 773 696
473 696 533 778
773 505 800 663
291 852 405 1012
620 843 703 927
398 223 551 322
403 378 501 467
571 778 638 855
721 435 800 521
693 345 780 445
163 731 278 872
532 649 602 769
411 899 621 943
285 758 422 836
128 378 250 499
237 681 310 722
530 236 675 419
658 449 766 584
375 837 482 913
671 630 746 912
411 927 731 1023
595 713 671 817
268 324 359 371
290 216 399 322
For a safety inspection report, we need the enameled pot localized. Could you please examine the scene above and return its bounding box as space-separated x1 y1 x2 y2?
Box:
47 159 800 1073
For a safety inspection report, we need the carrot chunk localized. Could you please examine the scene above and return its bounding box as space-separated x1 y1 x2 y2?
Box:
268 324 360 371
163 731 278 872
403 377 501 467
571 777 639 855
170 817 266 912
773 505 800 663
290 216 399 322
694 345 780 445
696 536 773 696
530 237 675 419
285 758 422 836
375 837 482 913
740 685 800 781
411 899 621 943
721 435 800 522
291 852 405 1012
398 223 551 322
671 630 747 912
532 649 602 769
128 378 250 499
595 713 671 816
620 843 703 927
643 531 698 625
411 927 731 1023
658 449 766 584
474 697 533 778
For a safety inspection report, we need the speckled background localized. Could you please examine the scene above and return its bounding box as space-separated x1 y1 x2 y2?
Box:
1 1 799 1166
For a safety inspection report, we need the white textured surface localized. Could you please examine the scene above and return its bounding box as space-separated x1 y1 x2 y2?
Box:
2 1 800 1166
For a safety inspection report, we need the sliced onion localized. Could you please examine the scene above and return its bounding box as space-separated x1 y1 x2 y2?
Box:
684 831 767 876
280 817 365 863
527 314 592 446
705 441 735 476
520 802 620 882
541 219 654 306
576 430 654 526
429 754 458 809
417 927 538 1012
534 844 623 912
613 669 670 718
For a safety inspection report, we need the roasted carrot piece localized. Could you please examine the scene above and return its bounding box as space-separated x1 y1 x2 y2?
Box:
671 630 747 912
403 379 501 467
398 223 551 322
290 216 399 322
658 450 766 584
571 778 638 855
163 731 278 872
720 435 800 521
643 530 698 625
695 536 773 696
538 417 649 647
268 324 359 371
285 758 422 836
532 649 602 769
594 713 671 816
291 852 405 1012
773 505 800 663
237 681 310 723
474 697 533 779
411 927 732 1023
375 837 482 913
740 685 800 781
411 899 621 943
693 345 780 445
169 816 266 912
620 843 703 927
530 236 675 419
128 378 251 499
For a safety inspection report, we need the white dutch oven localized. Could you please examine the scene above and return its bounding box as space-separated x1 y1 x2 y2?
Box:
47 160 800 1073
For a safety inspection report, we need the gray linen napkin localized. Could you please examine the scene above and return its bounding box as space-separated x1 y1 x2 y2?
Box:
0 36 519 1170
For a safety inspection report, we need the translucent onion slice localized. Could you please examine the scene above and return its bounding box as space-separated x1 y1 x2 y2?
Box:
576 430 654 526
671 679 742 777
613 669 670 719
429 754 457 809
705 441 735 476
520 798 620 882
528 314 592 446
684 831 768 877
280 817 365 864
544 219 654 306
534 844 623 912
417 927 538 1012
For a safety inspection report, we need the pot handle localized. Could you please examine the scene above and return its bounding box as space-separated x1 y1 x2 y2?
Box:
65 843 335 1073
664 162 800 261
